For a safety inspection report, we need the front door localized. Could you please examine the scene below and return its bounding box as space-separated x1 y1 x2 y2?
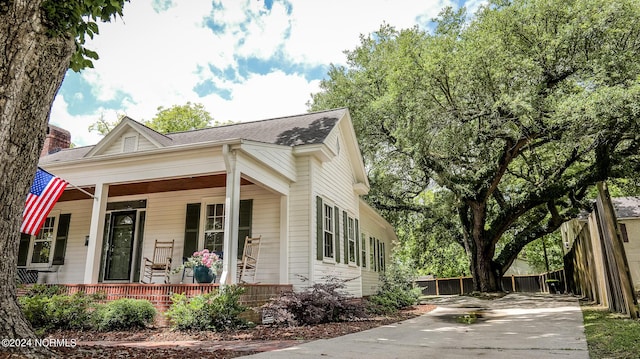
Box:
104 211 136 281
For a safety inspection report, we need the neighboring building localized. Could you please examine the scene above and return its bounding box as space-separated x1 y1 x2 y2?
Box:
18 109 396 296
561 196 640 290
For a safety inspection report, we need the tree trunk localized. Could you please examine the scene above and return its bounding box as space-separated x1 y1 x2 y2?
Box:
465 201 503 293
0 1 75 357
470 245 503 292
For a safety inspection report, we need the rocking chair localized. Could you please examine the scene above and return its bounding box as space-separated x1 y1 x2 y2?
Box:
141 239 174 283
237 235 261 283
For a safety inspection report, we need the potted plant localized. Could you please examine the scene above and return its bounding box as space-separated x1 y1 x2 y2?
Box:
173 249 222 283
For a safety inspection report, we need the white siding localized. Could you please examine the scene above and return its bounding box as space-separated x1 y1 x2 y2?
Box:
288 156 312 288
621 218 640 290
48 184 282 285
359 203 395 296
46 200 93 283
241 143 296 181
100 128 158 155
310 127 363 296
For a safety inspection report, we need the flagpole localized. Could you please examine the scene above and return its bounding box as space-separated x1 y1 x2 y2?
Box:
66 182 98 200
37 167 98 200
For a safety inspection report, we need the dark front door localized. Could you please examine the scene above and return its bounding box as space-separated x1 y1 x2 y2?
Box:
104 211 136 281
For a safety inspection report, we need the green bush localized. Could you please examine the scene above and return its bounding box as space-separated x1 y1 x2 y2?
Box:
92 298 157 331
165 285 247 331
368 260 421 314
19 291 96 330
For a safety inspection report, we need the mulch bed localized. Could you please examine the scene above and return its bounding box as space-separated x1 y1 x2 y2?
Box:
43 304 436 359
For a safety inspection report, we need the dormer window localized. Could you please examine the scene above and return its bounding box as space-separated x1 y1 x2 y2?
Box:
123 135 138 153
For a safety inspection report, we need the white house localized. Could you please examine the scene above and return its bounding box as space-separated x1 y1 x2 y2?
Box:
18 108 396 297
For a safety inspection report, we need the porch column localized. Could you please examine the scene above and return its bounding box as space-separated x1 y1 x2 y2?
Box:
221 145 240 284
279 195 289 284
83 183 108 283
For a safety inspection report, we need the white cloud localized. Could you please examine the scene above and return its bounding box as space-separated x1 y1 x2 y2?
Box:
53 0 467 146
203 70 320 123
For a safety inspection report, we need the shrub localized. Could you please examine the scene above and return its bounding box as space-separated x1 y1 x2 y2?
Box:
262 277 367 326
19 291 96 330
165 285 247 331
368 260 421 314
23 284 66 297
92 298 157 331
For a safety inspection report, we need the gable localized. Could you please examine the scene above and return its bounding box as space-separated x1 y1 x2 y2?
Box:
84 117 171 157
98 128 156 155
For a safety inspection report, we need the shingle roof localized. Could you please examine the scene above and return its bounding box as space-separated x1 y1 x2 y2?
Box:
40 108 346 164
167 108 344 146
612 197 640 219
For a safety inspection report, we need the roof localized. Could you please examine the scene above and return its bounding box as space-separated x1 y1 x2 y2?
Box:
612 197 640 219
40 108 346 164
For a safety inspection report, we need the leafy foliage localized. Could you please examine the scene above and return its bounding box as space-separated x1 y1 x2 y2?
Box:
19 291 98 330
165 286 248 331
145 102 214 133
368 260 421 314
310 0 640 291
40 0 129 71
261 277 367 326
521 233 564 273
92 298 157 331
88 102 223 136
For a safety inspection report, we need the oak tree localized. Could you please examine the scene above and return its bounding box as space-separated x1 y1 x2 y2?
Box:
310 0 640 291
0 1 127 357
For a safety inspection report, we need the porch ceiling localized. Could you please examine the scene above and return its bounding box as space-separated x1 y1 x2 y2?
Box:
58 174 253 202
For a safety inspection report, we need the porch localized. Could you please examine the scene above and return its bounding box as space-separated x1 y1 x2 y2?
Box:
30 144 293 286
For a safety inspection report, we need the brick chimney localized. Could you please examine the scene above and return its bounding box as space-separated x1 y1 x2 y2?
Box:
40 124 71 157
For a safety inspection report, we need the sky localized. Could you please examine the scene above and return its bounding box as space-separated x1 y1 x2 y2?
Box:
51 0 483 147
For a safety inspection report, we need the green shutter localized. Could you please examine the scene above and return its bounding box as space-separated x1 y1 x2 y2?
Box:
52 214 71 265
18 233 31 266
183 203 201 258
355 219 360 266
382 242 386 271
343 211 348 263
334 206 340 263
316 196 323 260
372 237 377 272
237 199 253 258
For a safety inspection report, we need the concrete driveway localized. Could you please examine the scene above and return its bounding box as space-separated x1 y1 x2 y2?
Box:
241 293 589 358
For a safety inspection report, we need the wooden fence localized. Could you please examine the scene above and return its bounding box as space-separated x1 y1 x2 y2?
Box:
563 183 638 318
415 270 565 296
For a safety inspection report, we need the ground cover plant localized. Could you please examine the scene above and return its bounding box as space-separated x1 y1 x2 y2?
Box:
583 307 640 359
165 285 248 331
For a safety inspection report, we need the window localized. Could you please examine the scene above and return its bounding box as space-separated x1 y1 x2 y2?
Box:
361 233 367 268
323 204 334 258
18 212 71 268
122 135 138 152
204 203 225 253
31 217 56 264
620 223 629 243
347 217 356 263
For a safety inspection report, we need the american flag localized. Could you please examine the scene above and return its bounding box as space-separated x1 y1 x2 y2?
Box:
20 168 68 235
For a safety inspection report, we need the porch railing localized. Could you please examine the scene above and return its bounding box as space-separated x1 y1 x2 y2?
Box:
17 283 292 312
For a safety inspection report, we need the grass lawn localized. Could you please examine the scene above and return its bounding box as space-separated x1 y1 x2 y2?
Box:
582 306 640 359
